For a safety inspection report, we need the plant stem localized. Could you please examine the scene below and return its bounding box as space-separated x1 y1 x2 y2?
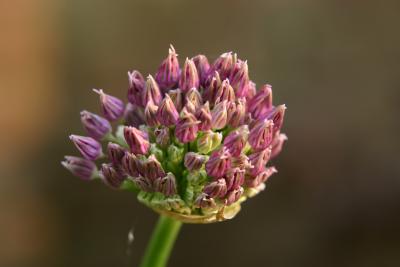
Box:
139 215 182 267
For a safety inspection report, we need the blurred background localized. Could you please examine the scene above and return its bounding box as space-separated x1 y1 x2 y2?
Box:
1 0 400 266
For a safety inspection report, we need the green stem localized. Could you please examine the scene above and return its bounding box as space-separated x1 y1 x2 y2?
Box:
139 215 182 267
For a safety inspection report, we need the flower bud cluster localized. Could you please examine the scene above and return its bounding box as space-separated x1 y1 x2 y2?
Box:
63 45 287 222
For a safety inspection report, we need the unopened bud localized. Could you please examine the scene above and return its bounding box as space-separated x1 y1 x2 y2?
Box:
223 125 249 156
62 156 97 180
127 70 145 106
121 152 141 177
144 102 159 127
225 168 245 191
175 109 200 143
195 102 212 131
80 110 111 140
123 126 150 155
229 60 249 97
93 89 124 121
197 130 222 154
271 132 288 159
143 75 162 105
266 105 286 133
211 100 228 130
155 45 180 92
155 172 177 196
184 152 208 171
211 52 235 80
107 143 126 166
154 127 170 147
203 178 227 198
205 147 231 178
179 58 199 92
167 89 183 111
124 103 145 127
194 193 216 209
70 135 102 160
248 147 272 176
225 187 243 205
157 94 179 126
249 119 274 150
191 54 210 87
248 84 273 119
101 163 126 189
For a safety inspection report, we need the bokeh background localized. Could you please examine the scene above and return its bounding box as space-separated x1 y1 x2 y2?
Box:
1 0 400 266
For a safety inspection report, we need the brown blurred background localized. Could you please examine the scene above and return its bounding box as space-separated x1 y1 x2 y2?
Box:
1 0 400 266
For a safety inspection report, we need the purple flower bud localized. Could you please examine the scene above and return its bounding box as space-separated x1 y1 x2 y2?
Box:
121 152 141 177
248 84 273 119
192 54 210 87
185 88 203 113
184 152 208 171
246 166 277 188
155 172 177 196
232 154 253 170
194 193 216 209
131 175 153 192
197 130 222 154
70 135 102 160
227 98 246 127
62 156 96 180
123 126 150 155
179 58 199 92
154 127 170 147
205 147 231 178
211 100 228 130
144 102 159 127
80 110 111 140
155 45 180 92
195 102 212 131
211 52 235 80
225 187 243 205
101 163 126 189
203 178 227 198
143 155 166 181
245 81 256 101
203 71 221 104
175 109 200 143
107 143 126 166
143 75 162 106
271 132 288 159
223 125 249 156
167 89 183 111
157 94 179 126
249 119 274 151
229 60 249 97
93 89 125 121
266 104 286 133
248 147 272 176
225 168 245 191
124 103 145 127
127 70 145 106
214 79 235 105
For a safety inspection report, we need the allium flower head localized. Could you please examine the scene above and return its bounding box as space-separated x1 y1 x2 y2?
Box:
63 45 287 223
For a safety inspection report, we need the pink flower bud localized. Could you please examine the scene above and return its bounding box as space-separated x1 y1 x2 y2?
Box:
245 81 256 101
62 156 96 180
143 75 162 106
229 60 249 98
214 79 235 105
144 102 159 127
232 154 253 170
131 175 153 192
80 110 111 140
185 88 203 113
248 84 273 119
211 52 235 80
225 168 245 191
246 166 277 188
107 143 126 166
248 147 272 176
195 102 212 131
155 45 180 92
266 104 286 133
175 109 200 143
93 89 124 121
154 127 170 148
203 71 221 104
227 98 246 127
70 135 102 160
155 172 177 196
223 125 249 156
205 147 231 178
192 54 210 87
179 58 199 92
101 163 126 189
249 119 274 151
211 100 228 130
203 178 228 198
167 89 183 111
143 155 165 181
121 152 141 177
123 126 150 155
184 152 208 171
127 70 145 106
225 187 243 205
157 94 179 126
194 193 216 209
271 132 288 159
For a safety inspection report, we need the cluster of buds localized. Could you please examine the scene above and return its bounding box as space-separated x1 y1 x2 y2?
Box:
62 45 287 223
